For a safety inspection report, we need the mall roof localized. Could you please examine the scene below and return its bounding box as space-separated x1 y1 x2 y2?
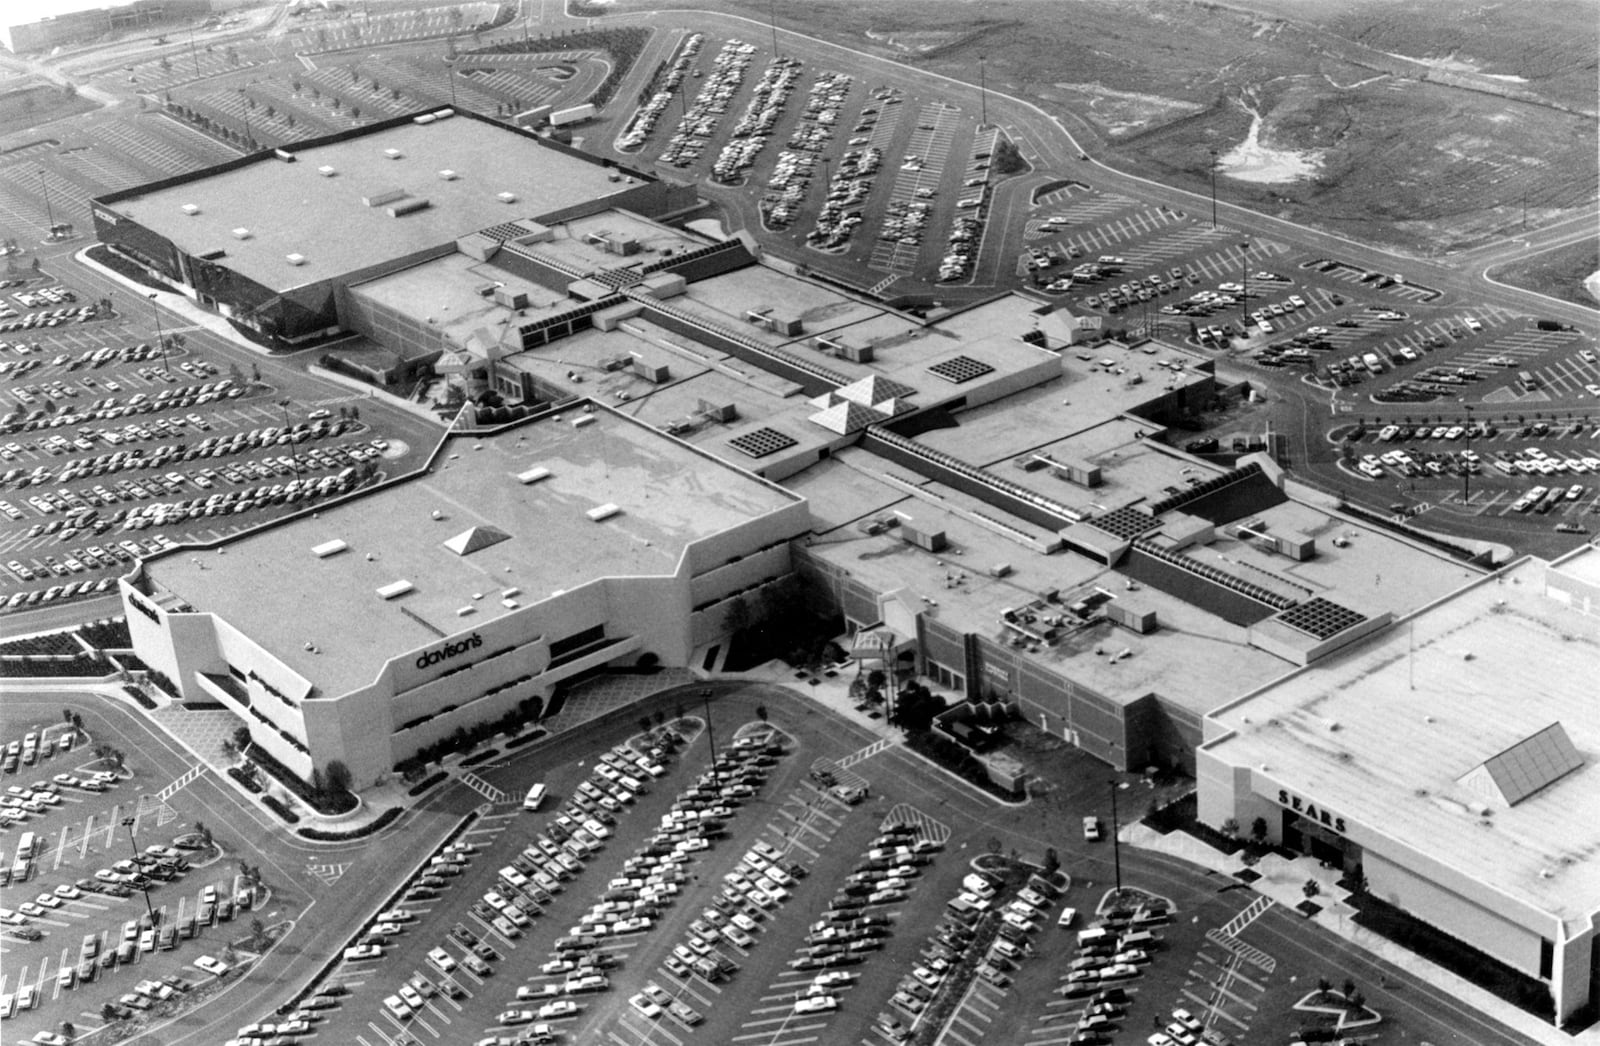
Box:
1205 555 1600 922
147 405 799 696
98 113 646 293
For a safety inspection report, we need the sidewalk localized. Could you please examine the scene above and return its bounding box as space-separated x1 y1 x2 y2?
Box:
76 245 277 360
1123 823 1580 1046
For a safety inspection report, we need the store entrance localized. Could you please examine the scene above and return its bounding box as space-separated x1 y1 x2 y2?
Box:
1281 811 1360 871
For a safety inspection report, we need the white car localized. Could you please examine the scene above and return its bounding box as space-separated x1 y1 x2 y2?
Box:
384 994 413 1021
194 955 230 976
794 994 838 1014
629 994 663 1019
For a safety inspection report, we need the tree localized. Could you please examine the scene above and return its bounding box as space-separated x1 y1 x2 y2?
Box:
101 1003 121 1021
1220 816 1240 839
251 363 261 383
220 738 236 760
1341 977 1356 998
1303 879 1321 899
1043 846 1060 875
1250 816 1268 844
196 821 213 847
638 715 653 735
250 917 270 950
755 705 768 723
1317 976 1332 997
232 725 251 754
60 1020 74 1041
325 759 352 794
1346 989 1366 1013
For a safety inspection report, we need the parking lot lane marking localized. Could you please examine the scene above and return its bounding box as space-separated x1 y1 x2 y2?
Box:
1181 987 1253 1029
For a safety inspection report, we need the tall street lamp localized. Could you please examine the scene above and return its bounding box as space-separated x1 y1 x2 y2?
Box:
702 690 719 781
39 169 56 239
121 816 160 928
1239 241 1251 332
1208 149 1218 229
1108 781 1123 897
978 56 988 128
279 399 302 474
149 293 170 376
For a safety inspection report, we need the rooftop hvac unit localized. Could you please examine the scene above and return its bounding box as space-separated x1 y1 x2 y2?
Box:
310 539 347 558
317 165 337 177
274 148 295 162
517 466 551 484
497 192 517 203
383 148 403 159
362 188 407 207
438 169 458 180
572 414 596 429
414 113 436 125
181 203 200 215
376 579 413 600
587 503 620 522
286 253 306 266
386 198 430 217
231 227 251 240
432 108 455 120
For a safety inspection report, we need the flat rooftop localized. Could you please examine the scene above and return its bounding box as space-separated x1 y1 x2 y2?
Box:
148 407 798 696
1207 556 1600 922
798 457 1293 714
351 250 576 349
103 116 642 292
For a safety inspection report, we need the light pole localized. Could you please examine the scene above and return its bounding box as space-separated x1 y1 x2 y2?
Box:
39 169 56 239
279 399 302 474
1239 240 1250 333
702 690 719 781
767 0 778 59
121 816 160 928
189 23 200 79
978 56 988 128
1107 781 1123 898
1208 149 1218 229
149 293 170 376
1461 403 1474 504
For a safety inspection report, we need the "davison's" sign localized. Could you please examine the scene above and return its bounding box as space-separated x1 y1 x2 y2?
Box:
416 633 483 670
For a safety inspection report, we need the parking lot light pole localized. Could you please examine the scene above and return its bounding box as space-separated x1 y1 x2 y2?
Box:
1208 149 1218 229
39 169 56 238
1239 241 1250 331
1462 402 1473 503
149 293 169 375
767 0 779 59
1108 780 1123 898
121 816 159 927
279 399 302 473
978 56 988 128
702 690 719 781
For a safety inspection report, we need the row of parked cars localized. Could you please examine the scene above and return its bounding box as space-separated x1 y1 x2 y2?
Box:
758 71 860 231
658 38 757 168
616 32 703 151
1 728 80 775
710 56 803 183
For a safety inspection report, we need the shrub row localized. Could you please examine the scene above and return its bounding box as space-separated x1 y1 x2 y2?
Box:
249 745 356 816
262 795 300 824
227 766 264 794
460 748 500 768
903 728 1020 802
406 772 448 797
393 697 542 778
506 727 548 750
122 685 158 711
297 807 402 842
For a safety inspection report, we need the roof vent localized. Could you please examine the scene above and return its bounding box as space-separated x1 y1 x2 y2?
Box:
517 466 551 484
318 165 337 177
310 538 347 558
572 414 596 429
376 579 413 600
384 148 403 160
181 203 200 215
286 253 306 266
413 113 436 125
497 191 517 203
432 108 455 120
587 503 621 522
438 169 458 180
232 227 251 240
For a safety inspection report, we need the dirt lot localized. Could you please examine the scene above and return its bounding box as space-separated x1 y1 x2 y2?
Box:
1489 239 1600 307
614 0 1596 258
0 80 100 138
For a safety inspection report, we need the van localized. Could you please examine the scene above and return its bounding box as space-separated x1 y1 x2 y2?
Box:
1077 928 1110 948
16 832 36 860
1118 930 1157 950
523 783 547 811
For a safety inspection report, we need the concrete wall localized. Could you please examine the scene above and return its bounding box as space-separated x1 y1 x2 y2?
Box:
1365 849 1548 977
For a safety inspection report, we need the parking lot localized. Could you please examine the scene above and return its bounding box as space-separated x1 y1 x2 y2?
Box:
0 706 292 1042
0 269 419 614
